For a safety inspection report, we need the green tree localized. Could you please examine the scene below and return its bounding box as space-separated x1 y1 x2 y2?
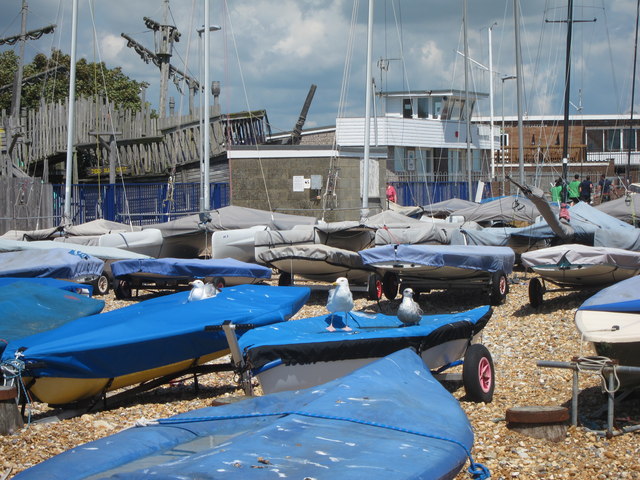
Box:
0 48 148 112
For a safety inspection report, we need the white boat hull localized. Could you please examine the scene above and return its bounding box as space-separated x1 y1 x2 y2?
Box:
257 338 471 395
267 257 373 284
532 264 639 286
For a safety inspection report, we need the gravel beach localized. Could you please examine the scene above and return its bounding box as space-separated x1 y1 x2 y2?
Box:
2 271 640 479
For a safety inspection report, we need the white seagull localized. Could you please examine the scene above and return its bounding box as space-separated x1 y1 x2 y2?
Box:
397 288 422 326
326 277 354 332
187 279 218 302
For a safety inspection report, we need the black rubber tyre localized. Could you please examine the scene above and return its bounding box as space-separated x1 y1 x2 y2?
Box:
463 343 495 403
367 273 383 300
278 271 293 286
528 278 544 308
92 274 110 296
213 277 226 290
114 280 132 300
489 270 508 305
382 272 399 300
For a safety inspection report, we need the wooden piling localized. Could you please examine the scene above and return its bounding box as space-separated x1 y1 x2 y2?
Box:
0 386 24 435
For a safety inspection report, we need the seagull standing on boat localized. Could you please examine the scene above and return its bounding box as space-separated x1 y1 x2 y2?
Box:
397 288 422 326
326 277 354 332
187 280 218 302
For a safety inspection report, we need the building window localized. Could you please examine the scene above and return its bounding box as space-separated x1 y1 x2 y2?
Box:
433 98 443 118
623 128 638 150
605 129 621 151
403 99 413 119
586 129 603 152
417 98 429 118
393 147 405 172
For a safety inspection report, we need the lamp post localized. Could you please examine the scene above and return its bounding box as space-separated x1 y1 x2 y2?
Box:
197 17 221 212
501 75 517 195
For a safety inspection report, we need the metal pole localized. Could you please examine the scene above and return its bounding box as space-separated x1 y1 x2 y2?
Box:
514 0 525 185
626 0 640 181
10 0 27 121
488 24 497 180
463 0 472 199
561 0 574 201
203 0 211 211
361 0 374 221
63 0 79 224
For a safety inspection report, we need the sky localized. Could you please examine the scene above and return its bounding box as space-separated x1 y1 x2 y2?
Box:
1 0 639 136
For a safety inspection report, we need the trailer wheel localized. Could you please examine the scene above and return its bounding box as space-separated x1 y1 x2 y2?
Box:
463 344 495 403
278 272 293 286
528 278 544 308
489 270 508 305
382 272 399 300
213 277 226 290
114 280 132 300
367 273 383 300
92 274 110 296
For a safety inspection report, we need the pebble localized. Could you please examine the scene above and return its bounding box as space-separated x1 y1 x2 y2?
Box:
1 273 639 479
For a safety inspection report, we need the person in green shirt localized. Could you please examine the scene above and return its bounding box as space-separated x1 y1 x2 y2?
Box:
567 174 581 204
550 178 563 202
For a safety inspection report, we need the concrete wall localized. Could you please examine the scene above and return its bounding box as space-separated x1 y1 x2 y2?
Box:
229 149 385 222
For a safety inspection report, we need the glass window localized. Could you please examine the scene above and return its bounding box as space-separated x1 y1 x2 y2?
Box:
393 147 405 172
586 129 603 151
403 99 413 118
433 98 443 118
605 129 621 151
417 98 429 118
623 128 638 150
449 99 464 121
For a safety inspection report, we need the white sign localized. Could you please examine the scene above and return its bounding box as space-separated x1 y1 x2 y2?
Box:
293 176 305 192
303 178 311 189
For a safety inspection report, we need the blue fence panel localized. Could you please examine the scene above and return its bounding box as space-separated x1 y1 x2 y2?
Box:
53 182 230 226
391 181 492 206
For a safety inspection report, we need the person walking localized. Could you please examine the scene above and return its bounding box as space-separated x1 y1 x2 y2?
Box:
550 178 563 203
579 176 594 204
568 174 581 204
598 174 612 202
386 183 398 206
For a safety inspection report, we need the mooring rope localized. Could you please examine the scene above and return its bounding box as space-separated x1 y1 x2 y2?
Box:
576 355 621 393
0 357 32 425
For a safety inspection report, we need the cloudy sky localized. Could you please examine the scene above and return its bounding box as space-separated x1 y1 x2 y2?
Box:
1 0 638 134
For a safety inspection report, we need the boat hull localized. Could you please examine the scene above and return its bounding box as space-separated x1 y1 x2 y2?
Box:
531 264 638 286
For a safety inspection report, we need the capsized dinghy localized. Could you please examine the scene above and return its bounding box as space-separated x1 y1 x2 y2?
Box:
12 348 489 480
1 284 310 405
239 306 494 402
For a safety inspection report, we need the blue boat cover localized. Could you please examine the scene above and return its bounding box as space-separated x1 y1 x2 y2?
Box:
0 248 104 281
0 277 94 295
13 349 478 480
111 257 271 280
359 244 515 275
239 306 492 371
0 282 104 355
579 276 640 312
1 284 310 380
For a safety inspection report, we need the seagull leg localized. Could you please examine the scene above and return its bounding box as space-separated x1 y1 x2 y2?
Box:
341 312 354 331
326 314 336 332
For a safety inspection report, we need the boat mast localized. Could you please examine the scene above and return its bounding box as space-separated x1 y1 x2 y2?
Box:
561 0 574 202
63 0 79 224
361 0 374 222
513 0 525 185
627 0 640 181
203 0 211 211
463 0 472 198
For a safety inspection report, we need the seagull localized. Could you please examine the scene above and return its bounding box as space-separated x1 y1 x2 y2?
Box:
187 279 218 302
326 277 354 332
397 288 422 326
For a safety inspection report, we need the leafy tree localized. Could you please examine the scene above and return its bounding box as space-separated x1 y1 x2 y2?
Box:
0 48 148 112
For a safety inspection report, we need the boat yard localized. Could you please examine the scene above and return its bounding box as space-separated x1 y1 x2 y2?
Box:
0 274 638 479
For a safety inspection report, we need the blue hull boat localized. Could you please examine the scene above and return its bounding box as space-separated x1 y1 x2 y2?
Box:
12 349 488 480
238 306 494 401
1 284 310 405
111 257 272 298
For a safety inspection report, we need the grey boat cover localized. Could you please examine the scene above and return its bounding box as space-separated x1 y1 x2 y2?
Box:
453 195 548 225
145 206 317 237
521 244 640 269
374 225 451 245
1 219 141 241
258 244 370 271
0 238 150 260
359 244 515 275
420 198 477 218
0 248 104 280
387 200 424 217
363 210 426 228
595 194 640 226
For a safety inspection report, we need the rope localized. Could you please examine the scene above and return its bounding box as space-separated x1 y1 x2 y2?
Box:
147 409 490 479
576 355 621 394
0 357 32 425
